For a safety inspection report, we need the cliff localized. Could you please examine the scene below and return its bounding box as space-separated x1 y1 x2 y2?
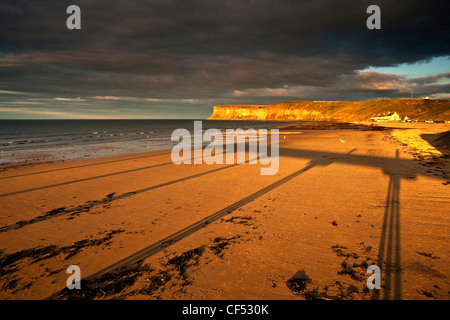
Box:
207 99 450 122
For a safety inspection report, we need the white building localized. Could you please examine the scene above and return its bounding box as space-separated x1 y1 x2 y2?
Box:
370 112 402 122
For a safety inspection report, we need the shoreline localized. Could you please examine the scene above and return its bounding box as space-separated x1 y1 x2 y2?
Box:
0 120 392 170
0 119 290 169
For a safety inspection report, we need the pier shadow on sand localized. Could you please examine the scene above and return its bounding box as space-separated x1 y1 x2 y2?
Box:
374 150 402 300
280 147 411 300
44 146 413 300
5 140 447 300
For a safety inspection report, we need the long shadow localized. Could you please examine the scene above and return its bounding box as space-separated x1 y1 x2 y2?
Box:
46 155 335 300
278 147 446 181
0 142 286 232
0 161 173 198
0 146 231 198
42 145 420 300
0 150 172 181
13 142 445 299
0 138 291 182
0 163 238 233
282 146 412 300
0 141 280 198
374 150 402 300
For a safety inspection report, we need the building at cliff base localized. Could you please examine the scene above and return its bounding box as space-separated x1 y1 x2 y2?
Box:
370 112 401 122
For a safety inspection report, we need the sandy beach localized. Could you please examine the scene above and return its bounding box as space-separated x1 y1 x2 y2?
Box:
0 123 449 300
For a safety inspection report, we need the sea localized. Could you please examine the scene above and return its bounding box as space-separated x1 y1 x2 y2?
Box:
0 120 295 166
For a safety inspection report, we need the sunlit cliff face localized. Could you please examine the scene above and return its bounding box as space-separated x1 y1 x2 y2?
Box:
208 99 450 122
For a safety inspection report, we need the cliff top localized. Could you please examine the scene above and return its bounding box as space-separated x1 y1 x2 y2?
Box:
209 99 450 121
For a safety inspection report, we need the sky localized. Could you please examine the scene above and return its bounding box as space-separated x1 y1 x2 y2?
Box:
0 0 449 119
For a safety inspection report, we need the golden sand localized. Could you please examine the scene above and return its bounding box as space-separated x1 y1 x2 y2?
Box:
0 124 448 300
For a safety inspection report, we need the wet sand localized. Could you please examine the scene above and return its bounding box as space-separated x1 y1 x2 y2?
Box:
0 123 449 300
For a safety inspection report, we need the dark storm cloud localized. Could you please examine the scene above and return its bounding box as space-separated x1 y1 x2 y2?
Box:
0 0 449 118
